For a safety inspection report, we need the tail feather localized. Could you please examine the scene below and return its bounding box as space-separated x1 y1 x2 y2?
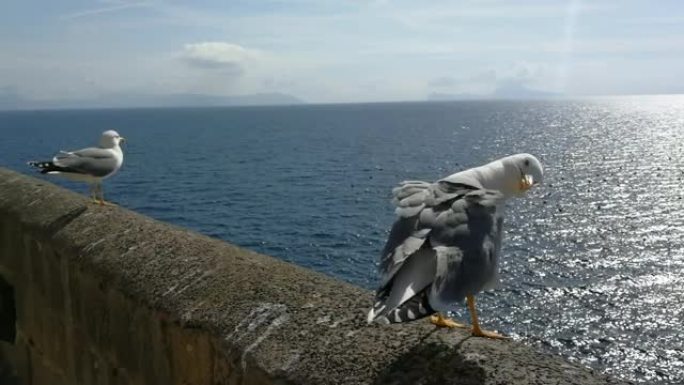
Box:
367 288 435 324
367 283 393 323
27 161 71 174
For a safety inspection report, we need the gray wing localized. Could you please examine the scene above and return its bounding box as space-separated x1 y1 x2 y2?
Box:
53 147 118 177
378 180 479 286
427 189 505 310
370 181 498 323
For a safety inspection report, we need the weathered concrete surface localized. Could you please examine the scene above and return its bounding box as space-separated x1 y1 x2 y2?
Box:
0 166 630 385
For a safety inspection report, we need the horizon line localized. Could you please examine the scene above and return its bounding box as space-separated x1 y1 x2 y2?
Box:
1 92 683 113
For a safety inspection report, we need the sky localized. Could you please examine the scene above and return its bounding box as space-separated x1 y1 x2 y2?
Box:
1 0 684 107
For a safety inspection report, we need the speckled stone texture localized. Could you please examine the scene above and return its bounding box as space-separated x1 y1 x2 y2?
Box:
0 167 630 385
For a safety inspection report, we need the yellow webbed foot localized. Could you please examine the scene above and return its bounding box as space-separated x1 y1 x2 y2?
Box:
429 314 467 329
471 326 509 339
466 294 509 339
91 199 114 206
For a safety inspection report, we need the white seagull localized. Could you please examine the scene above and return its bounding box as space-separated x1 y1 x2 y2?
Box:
28 130 125 205
367 154 543 339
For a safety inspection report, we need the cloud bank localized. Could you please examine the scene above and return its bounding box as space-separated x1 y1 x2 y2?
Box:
181 42 261 75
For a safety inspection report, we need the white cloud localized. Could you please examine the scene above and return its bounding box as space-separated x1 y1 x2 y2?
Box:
61 0 153 20
180 42 261 73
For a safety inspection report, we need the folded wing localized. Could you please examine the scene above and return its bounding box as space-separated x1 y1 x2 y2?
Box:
368 181 505 324
53 147 119 177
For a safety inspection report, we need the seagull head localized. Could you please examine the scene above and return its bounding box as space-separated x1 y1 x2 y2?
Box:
100 130 126 148
499 153 543 197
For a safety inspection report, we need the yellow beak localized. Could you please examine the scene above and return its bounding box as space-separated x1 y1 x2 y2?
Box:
519 174 534 192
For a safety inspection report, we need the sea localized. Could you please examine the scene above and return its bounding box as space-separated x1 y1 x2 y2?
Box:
1 95 683 384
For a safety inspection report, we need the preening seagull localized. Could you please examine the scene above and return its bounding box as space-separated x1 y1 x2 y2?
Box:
28 130 125 205
367 154 543 339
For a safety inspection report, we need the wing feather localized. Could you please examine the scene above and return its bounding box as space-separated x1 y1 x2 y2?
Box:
429 190 505 310
53 147 118 177
369 180 500 324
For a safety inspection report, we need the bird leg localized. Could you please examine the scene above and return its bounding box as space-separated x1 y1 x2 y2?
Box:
95 183 112 206
88 184 98 203
98 184 105 205
467 295 508 339
429 313 467 329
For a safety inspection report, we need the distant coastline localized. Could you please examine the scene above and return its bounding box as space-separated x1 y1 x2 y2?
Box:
1 90 683 112
0 91 304 111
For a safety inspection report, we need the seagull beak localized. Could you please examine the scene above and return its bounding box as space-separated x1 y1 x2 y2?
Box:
519 174 534 192
119 137 126 143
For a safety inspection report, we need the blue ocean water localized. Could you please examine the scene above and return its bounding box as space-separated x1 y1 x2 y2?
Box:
1 96 683 384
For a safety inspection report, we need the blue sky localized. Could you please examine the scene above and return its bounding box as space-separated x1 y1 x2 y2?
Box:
2 0 684 106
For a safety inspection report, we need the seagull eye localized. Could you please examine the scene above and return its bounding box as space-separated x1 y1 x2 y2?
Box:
524 159 530 167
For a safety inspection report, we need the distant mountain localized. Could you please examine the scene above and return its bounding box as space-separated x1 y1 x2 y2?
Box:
101 92 305 108
427 83 560 101
0 87 25 110
427 92 483 101
491 82 559 99
0 91 304 111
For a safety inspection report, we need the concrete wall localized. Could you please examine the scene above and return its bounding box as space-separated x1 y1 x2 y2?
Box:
0 167 628 385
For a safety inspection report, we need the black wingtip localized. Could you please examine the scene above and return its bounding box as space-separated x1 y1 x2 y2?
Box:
369 288 435 325
27 161 58 174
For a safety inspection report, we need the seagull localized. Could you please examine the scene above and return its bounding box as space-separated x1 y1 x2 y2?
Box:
28 130 125 205
367 154 543 339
